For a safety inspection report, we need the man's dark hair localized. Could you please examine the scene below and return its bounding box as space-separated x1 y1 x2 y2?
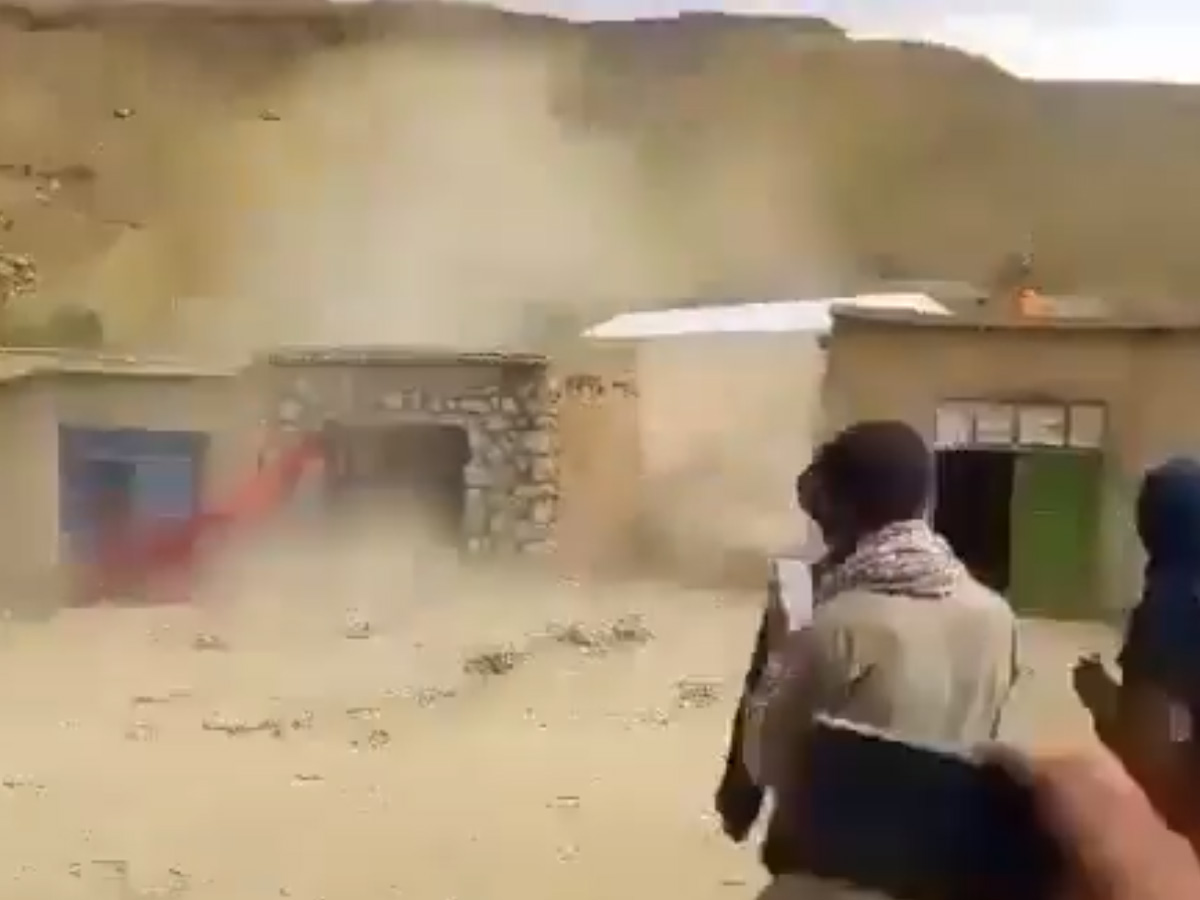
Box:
815 420 932 531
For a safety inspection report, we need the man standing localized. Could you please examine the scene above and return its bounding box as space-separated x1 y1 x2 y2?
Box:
740 421 1020 896
1074 457 1200 851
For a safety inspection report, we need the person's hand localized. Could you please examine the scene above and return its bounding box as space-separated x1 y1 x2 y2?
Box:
1072 654 1116 717
1027 748 1200 900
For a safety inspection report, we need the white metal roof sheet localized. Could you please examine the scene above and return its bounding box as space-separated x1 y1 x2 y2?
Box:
583 292 951 340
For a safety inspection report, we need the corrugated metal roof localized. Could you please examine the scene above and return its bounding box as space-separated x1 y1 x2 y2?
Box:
583 293 952 340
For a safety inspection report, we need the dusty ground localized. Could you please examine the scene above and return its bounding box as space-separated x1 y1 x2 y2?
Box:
0 566 1114 900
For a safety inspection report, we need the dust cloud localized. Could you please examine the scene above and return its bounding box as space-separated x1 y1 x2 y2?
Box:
0 10 1115 900
0 8 841 354
172 34 690 352
632 333 827 583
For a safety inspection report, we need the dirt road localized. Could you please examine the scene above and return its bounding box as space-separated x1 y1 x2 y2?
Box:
0 579 1113 900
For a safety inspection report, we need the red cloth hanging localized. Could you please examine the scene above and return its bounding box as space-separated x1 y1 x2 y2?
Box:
80 434 325 604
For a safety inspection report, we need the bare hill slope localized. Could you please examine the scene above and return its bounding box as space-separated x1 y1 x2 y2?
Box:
1 5 1198 349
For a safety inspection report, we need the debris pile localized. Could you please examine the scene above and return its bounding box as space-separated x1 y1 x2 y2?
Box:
191 633 229 652
462 644 527 677
673 678 721 709
0 250 37 306
200 716 284 738
548 614 654 653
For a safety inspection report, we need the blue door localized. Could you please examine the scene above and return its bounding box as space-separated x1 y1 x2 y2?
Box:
59 427 208 560
132 455 199 526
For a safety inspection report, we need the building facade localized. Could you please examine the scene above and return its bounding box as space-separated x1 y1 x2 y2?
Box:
0 352 247 609
823 310 1200 617
255 347 560 556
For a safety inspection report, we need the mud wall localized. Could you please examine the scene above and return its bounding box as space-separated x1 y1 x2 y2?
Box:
553 351 642 576
0 380 56 600
634 332 824 581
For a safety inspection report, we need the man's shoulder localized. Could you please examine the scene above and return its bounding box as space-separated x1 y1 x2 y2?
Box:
951 575 1017 624
814 576 1014 629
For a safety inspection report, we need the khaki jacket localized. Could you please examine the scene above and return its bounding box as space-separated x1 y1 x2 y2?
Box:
744 576 1019 900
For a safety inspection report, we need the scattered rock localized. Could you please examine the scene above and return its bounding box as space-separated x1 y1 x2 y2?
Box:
674 678 722 709
351 728 391 751
292 773 324 785
555 842 580 863
609 614 654 645
201 716 283 738
462 645 526 677
547 622 609 652
547 794 581 810
1 776 43 792
125 721 156 742
192 633 229 652
548 614 655 654
290 710 315 731
344 617 373 640
634 709 672 727
132 689 191 706
0 250 37 304
165 867 191 895
411 686 457 707
259 109 282 121
112 107 135 119
346 706 381 721
90 859 129 880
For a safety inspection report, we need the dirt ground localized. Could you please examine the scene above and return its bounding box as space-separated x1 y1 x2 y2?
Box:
0 565 1115 900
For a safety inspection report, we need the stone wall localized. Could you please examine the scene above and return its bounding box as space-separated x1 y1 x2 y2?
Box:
268 361 560 555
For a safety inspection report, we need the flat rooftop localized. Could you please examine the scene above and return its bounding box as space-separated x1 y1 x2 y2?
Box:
0 348 239 384
832 307 1200 334
265 345 547 367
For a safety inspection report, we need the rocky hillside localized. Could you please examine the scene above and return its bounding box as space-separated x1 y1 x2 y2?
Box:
2 4 1200 351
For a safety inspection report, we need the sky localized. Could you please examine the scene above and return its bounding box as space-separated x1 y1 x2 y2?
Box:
440 0 1200 83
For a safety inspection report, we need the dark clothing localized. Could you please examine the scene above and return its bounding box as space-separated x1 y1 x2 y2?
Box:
715 607 768 841
715 606 799 875
816 420 932 532
716 558 832 875
1103 458 1200 843
1121 458 1200 707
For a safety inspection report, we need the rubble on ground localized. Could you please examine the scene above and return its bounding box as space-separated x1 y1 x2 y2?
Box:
462 644 527 676
547 614 654 653
201 716 283 738
673 678 721 709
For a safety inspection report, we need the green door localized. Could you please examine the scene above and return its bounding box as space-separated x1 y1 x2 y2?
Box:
1008 452 1102 619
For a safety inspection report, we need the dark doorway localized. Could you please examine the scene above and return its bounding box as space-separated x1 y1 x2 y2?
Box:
326 424 471 545
933 450 1015 594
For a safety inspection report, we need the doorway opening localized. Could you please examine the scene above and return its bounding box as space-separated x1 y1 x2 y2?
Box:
934 448 1103 618
326 423 471 546
934 449 1015 594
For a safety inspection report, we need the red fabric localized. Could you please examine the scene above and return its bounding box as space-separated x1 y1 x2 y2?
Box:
80 435 324 603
